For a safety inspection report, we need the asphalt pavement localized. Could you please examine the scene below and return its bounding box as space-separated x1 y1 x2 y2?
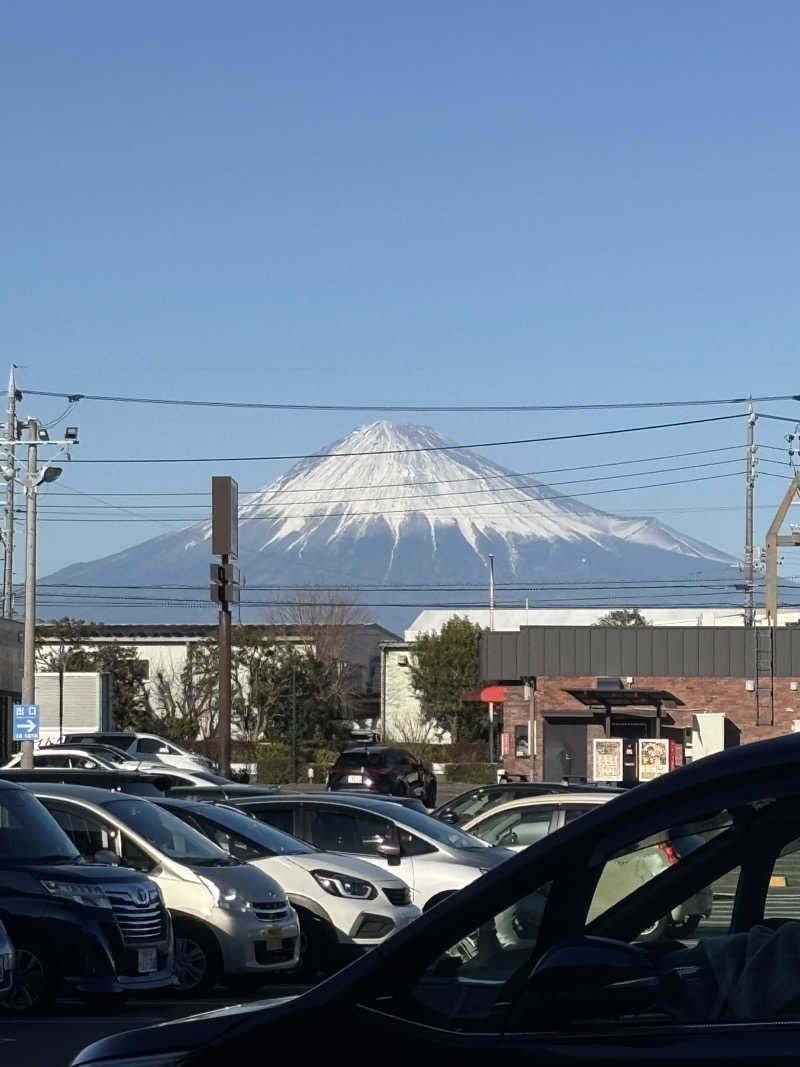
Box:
0 986 310 1067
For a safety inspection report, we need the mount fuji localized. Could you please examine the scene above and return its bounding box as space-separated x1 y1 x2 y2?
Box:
41 421 737 629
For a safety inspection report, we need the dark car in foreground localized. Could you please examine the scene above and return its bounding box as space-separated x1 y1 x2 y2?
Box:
327 746 436 806
0 779 172 1014
73 731 800 1065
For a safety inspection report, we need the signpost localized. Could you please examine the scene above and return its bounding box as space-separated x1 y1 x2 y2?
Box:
211 477 239 777
13 703 40 743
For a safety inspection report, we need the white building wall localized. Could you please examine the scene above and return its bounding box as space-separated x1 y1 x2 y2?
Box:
380 645 451 744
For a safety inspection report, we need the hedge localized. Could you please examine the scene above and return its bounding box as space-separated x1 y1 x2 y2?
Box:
442 763 497 784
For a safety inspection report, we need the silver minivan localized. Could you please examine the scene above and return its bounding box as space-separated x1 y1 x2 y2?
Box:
33 784 301 993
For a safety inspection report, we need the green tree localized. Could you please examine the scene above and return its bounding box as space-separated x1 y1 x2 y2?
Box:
37 618 156 731
409 616 487 743
595 608 651 627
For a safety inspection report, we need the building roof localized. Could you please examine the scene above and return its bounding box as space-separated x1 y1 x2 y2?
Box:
38 622 400 641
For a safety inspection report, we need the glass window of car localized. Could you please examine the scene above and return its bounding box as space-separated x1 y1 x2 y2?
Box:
136 738 163 754
335 752 387 769
104 798 233 864
187 807 314 859
470 807 555 848
247 805 295 835
0 792 81 863
46 804 115 858
309 808 396 855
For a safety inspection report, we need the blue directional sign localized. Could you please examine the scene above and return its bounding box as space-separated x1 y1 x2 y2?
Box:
13 703 40 742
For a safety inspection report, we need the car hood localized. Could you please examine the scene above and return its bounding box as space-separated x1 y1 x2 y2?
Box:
193 861 286 901
72 996 297 1065
276 852 408 886
447 844 515 869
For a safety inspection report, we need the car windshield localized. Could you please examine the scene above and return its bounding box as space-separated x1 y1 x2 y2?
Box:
336 752 387 769
0 789 81 864
444 789 504 823
388 806 485 850
192 805 315 856
105 798 235 865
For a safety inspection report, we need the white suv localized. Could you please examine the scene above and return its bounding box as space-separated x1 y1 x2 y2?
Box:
230 794 514 911
159 798 421 977
65 732 215 774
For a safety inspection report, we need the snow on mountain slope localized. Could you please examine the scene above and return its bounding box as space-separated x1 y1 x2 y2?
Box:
41 420 736 626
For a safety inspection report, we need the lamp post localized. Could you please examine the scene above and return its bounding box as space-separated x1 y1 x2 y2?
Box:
20 419 62 769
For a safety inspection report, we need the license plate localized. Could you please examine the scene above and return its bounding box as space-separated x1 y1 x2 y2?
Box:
347 774 362 784
138 948 158 973
265 932 283 951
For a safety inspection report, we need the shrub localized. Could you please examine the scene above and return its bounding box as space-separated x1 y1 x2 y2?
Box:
442 763 497 785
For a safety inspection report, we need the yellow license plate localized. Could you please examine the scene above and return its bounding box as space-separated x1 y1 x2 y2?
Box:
266 932 283 950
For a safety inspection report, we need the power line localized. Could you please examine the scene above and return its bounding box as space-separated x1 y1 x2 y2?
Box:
21 387 800 413
63 414 746 464
31 470 746 521
38 457 747 512
41 444 747 498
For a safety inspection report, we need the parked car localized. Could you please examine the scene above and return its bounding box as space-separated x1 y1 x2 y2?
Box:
64 732 215 774
462 792 712 938
0 778 173 1014
165 784 285 802
0 920 14 1002
71 731 800 1066
31 784 301 993
434 780 624 826
3 748 126 771
227 793 512 910
323 790 430 814
157 798 420 977
327 746 437 807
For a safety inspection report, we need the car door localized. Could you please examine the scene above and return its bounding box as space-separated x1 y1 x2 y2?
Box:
305 804 417 894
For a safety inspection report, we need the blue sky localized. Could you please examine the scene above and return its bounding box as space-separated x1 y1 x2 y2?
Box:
3 1 800 578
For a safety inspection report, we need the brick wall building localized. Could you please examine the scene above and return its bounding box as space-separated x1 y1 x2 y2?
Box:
481 626 800 783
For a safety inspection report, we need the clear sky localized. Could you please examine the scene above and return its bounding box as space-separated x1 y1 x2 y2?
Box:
3 1 800 581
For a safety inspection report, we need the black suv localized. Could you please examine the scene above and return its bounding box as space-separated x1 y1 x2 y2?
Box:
0 779 173 1012
327 746 437 807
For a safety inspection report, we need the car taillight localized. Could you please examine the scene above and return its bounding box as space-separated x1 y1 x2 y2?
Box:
659 842 679 865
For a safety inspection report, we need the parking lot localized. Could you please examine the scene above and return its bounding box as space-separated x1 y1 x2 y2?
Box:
2 984 311 1067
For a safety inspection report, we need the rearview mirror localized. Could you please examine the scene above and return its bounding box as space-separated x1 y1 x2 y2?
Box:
377 825 402 866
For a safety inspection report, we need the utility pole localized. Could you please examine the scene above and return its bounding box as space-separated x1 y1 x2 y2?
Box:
3 367 17 619
290 666 297 784
487 554 495 763
21 420 38 769
744 405 757 627
210 476 239 778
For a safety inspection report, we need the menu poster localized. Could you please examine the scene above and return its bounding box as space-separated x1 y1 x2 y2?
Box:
592 737 624 782
638 738 671 782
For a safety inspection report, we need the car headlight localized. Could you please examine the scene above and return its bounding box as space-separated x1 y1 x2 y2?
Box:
311 869 376 900
216 886 254 914
41 880 112 909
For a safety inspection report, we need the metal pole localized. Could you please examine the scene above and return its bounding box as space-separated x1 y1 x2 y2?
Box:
488 554 495 632
3 367 16 619
21 419 38 769
744 405 756 627
218 552 232 777
528 681 536 783
292 665 298 785
58 639 64 744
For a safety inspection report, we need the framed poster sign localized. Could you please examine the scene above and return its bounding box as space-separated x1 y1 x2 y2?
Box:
638 738 673 782
592 737 623 782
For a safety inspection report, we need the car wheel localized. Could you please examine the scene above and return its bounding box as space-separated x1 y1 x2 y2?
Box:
7 943 58 1015
291 910 333 982
173 921 221 994
635 916 669 943
668 914 701 937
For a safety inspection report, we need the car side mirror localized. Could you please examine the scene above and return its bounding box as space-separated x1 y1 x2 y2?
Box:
377 825 402 866
94 849 120 866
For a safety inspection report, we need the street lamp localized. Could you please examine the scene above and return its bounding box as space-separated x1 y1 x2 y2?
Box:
20 420 63 769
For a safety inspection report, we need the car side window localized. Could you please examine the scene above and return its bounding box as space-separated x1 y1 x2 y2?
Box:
250 806 295 836
47 805 115 858
309 808 395 856
120 834 157 873
136 739 161 754
471 807 554 848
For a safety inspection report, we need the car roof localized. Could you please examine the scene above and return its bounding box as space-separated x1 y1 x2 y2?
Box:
464 792 613 822
234 791 429 821
23 782 149 806
327 789 427 811
0 777 26 793
0 768 171 791
339 745 392 755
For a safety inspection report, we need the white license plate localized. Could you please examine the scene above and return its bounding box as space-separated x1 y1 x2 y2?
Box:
138 948 158 973
347 774 362 784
